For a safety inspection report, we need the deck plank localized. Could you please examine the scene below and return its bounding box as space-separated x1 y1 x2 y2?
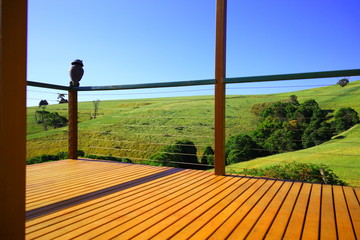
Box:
302 184 322 240
154 175 262 239
245 181 293 239
27 170 211 239
227 180 285 239
208 179 275 239
26 169 201 238
131 177 252 240
25 160 360 240
283 183 312 239
320 184 337 240
109 176 245 240
343 186 360 239
333 185 356 240
265 182 302 239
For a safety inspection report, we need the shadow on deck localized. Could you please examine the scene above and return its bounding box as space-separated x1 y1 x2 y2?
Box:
26 159 360 239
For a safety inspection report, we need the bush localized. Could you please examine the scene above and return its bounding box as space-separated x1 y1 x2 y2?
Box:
26 150 86 165
239 162 346 185
85 154 132 163
334 107 359 133
148 139 199 169
337 78 349 87
200 146 214 165
225 134 268 165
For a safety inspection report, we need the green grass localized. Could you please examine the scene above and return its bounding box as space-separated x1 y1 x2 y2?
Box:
26 80 360 186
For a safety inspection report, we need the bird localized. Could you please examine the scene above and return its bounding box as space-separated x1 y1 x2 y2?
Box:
69 59 84 87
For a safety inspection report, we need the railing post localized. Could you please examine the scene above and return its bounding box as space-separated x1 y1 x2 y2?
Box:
0 0 27 238
68 89 78 159
214 0 227 175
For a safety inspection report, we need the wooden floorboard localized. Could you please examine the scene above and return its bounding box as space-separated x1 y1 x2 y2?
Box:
26 159 360 240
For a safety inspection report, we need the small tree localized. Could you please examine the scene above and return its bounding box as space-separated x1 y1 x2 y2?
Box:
226 134 267 165
337 78 349 87
148 139 198 169
46 112 68 129
200 146 214 165
334 107 359 133
37 100 49 130
57 93 68 103
92 99 100 119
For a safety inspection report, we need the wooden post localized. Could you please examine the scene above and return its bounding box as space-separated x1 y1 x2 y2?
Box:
0 0 27 238
214 0 227 176
68 89 78 159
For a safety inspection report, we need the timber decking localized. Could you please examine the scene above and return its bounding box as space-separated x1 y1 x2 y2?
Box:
26 159 360 240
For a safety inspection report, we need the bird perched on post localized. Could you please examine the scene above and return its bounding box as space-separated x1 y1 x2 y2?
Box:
69 59 84 87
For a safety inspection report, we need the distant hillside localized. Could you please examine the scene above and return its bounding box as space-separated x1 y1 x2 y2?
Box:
27 79 360 185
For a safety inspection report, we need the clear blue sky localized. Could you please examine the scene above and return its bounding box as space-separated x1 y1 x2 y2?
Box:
27 0 360 106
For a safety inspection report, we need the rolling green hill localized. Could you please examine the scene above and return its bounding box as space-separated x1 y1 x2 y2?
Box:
27 80 360 185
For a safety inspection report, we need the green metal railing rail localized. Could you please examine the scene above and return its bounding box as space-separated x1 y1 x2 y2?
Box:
27 69 360 91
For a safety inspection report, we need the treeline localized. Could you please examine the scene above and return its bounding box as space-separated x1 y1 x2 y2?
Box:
26 150 132 165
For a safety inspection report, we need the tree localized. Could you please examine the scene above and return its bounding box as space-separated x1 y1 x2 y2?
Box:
225 134 267 165
302 120 333 148
252 116 283 147
57 93 68 103
36 100 49 130
294 99 323 124
260 101 296 121
337 78 349 87
148 139 198 169
92 99 100 119
264 128 299 153
200 146 214 165
45 112 68 129
334 107 359 133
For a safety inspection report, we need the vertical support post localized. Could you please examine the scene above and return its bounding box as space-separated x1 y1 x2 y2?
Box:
214 0 227 175
68 89 78 159
0 0 27 238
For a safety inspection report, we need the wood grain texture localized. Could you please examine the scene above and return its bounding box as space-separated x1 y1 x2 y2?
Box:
26 160 360 240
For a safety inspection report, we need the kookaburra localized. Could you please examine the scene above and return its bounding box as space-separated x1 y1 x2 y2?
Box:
69 59 84 87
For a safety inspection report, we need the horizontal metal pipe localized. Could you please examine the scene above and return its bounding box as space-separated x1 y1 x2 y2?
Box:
224 69 360 84
27 81 70 91
76 79 216 91
26 69 360 92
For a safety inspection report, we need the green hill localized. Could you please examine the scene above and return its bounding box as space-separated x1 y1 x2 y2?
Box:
26 80 360 185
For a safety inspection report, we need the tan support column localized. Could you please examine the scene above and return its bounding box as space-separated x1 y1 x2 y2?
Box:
214 0 227 176
68 89 78 159
0 0 27 238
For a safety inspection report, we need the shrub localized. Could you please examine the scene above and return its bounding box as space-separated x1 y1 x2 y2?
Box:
26 150 86 165
148 139 199 169
200 146 214 165
85 154 132 163
337 78 349 87
225 134 268 165
334 107 359 133
239 162 346 185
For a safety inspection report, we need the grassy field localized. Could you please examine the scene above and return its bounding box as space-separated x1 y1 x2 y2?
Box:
27 80 360 185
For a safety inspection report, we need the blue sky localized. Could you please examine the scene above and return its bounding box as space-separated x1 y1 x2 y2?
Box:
27 0 360 106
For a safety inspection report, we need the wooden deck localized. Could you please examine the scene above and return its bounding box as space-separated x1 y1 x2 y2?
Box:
26 159 360 239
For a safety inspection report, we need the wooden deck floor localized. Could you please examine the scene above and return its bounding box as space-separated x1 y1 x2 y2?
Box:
26 159 360 240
